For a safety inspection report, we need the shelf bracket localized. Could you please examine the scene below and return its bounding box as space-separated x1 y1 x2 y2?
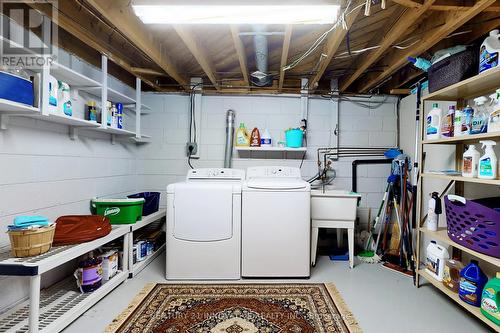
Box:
0 114 8 130
69 126 78 140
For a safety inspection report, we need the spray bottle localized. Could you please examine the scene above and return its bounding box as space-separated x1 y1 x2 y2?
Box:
488 89 500 133
470 96 489 134
427 192 441 231
478 140 498 179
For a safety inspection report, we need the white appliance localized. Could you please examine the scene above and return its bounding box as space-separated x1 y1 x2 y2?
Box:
166 168 244 280
242 166 311 277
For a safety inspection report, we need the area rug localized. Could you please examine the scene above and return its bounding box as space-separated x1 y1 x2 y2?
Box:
106 283 362 333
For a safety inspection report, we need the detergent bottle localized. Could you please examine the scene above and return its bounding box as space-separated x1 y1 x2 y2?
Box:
443 257 464 293
478 140 498 179
426 103 442 140
470 96 489 134
260 129 272 147
488 89 500 133
479 30 500 73
235 123 250 146
250 127 261 147
441 105 455 137
481 273 500 325
459 260 488 307
462 144 480 178
425 241 449 281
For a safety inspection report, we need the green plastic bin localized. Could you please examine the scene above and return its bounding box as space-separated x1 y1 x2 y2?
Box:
91 198 145 225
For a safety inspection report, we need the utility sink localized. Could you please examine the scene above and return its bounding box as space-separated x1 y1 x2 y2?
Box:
310 190 361 221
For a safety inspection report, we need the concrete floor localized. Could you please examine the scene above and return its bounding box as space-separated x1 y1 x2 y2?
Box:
63 254 490 333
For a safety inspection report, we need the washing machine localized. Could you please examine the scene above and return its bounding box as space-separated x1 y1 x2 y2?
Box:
242 166 311 277
166 168 244 280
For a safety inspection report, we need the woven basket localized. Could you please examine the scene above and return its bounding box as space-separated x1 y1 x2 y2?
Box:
8 224 56 257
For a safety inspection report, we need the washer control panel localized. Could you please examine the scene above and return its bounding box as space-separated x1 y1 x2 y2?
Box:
246 166 302 179
187 168 245 180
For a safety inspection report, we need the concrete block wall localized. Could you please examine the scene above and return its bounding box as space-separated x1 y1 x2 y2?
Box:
139 93 398 215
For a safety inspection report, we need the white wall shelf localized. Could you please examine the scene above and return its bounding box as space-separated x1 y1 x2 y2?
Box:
42 114 100 128
95 126 136 136
0 98 40 114
236 146 307 152
50 63 101 88
131 209 166 232
81 86 136 104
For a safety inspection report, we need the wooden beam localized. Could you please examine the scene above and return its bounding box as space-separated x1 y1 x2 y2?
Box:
358 0 496 93
309 2 363 90
83 0 188 88
390 88 411 94
230 25 249 87
131 67 169 77
173 26 220 90
430 0 500 11
391 0 423 8
279 25 293 92
340 0 435 92
27 1 164 91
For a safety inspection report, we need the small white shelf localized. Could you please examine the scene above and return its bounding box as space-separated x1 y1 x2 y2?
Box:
0 271 128 333
0 98 39 114
42 114 101 128
130 243 165 277
131 135 152 143
50 63 101 88
131 209 166 232
94 126 136 136
236 146 307 152
81 86 136 104
124 103 152 114
0 226 129 276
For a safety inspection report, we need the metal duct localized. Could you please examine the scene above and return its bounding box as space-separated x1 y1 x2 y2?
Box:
250 25 273 87
224 109 235 168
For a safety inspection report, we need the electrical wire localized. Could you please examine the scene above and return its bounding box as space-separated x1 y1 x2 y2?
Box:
187 152 194 169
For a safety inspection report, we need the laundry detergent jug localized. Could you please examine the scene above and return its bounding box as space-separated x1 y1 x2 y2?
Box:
459 260 488 307
481 273 500 325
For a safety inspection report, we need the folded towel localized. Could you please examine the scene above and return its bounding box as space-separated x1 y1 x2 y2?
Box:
13 216 50 227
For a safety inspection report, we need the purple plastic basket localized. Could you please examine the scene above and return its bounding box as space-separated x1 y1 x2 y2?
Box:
444 195 500 258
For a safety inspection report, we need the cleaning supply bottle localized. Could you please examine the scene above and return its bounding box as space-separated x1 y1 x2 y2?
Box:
459 260 488 307
427 192 441 231
106 101 113 127
443 257 464 293
57 81 72 116
441 105 455 137
470 96 489 134
462 144 480 178
478 140 498 179
260 129 272 147
250 127 261 147
488 89 500 133
110 103 118 128
425 241 449 281
454 106 474 136
47 75 58 114
426 103 442 140
86 101 97 122
235 123 250 146
479 29 500 73
481 272 500 325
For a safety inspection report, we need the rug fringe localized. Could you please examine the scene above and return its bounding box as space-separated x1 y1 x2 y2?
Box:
105 282 157 333
324 283 363 333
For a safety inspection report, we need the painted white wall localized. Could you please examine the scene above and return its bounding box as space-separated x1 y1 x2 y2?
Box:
139 93 398 217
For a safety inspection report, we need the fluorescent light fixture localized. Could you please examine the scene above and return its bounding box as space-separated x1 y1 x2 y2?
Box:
132 5 340 25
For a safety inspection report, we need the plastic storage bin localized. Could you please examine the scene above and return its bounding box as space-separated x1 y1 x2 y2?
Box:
91 198 144 224
127 192 160 216
445 195 500 258
285 129 304 148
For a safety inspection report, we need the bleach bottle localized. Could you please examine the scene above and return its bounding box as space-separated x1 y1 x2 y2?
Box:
425 241 449 281
479 30 500 73
459 260 488 307
482 273 500 325
426 103 442 140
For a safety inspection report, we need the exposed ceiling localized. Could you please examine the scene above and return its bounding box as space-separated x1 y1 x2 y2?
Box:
22 0 500 95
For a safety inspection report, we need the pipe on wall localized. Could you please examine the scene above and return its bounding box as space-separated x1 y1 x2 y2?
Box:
352 159 393 193
224 109 235 168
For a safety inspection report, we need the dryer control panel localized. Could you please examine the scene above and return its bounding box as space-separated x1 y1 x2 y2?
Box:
246 166 302 179
187 168 245 180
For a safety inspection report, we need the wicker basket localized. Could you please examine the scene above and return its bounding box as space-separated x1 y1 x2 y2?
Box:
8 224 56 257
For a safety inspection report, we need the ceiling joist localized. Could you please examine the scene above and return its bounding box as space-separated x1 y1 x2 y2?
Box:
279 25 293 91
230 25 250 88
358 0 497 93
174 26 221 91
83 0 188 89
340 0 435 92
309 1 364 90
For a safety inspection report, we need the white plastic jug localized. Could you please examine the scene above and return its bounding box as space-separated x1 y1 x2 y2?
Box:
425 241 450 281
479 30 500 73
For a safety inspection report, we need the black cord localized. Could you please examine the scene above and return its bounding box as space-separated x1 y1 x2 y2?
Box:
299 151 307 169
187 151 194 169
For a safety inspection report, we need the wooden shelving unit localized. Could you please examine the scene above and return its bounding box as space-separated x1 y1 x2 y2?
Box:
415 69 500 330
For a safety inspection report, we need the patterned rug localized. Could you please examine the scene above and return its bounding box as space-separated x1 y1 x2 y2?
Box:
106 284 362 333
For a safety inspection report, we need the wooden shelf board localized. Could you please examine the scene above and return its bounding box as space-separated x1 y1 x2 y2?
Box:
50 63 101 88
421 173 500 185
0 99 39 114
423 67 500 101
423 132 500 145
417 269 498 331
236 146 307 152
419 227 500 267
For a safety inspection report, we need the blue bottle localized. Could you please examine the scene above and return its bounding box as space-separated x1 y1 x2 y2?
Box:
459 260 488 307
